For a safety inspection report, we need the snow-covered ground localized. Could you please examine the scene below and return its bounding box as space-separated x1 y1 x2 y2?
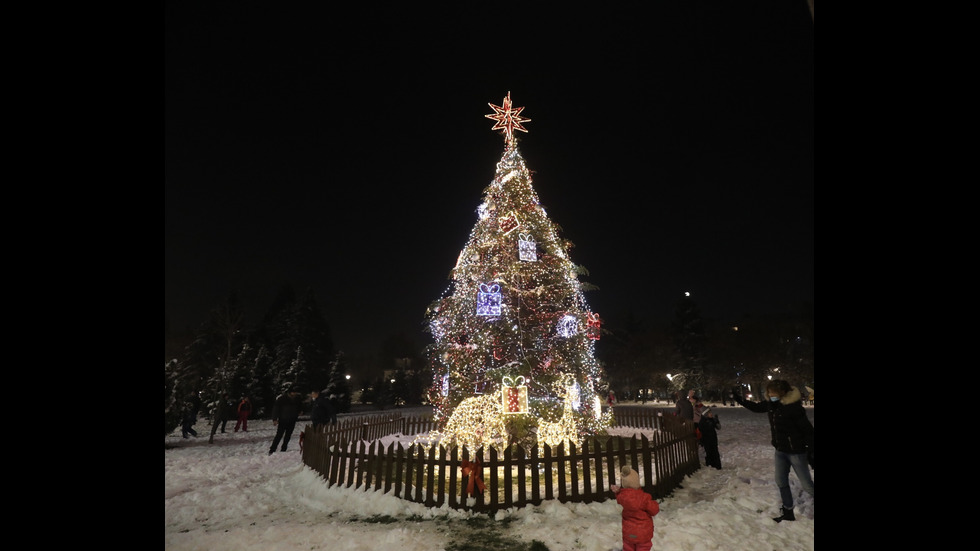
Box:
165 402 813 551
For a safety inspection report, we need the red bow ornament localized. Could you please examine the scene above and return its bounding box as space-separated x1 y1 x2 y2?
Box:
461 459 486 496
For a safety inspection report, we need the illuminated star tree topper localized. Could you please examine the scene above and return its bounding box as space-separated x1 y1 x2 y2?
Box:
485 91 531 149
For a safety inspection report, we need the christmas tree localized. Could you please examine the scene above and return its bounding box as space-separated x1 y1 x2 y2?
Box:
424 92 611 451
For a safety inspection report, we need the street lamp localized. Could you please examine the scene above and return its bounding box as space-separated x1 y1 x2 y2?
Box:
345 374 351 380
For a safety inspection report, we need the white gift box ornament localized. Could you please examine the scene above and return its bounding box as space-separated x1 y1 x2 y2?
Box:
518 233 536 261
476 283 502 316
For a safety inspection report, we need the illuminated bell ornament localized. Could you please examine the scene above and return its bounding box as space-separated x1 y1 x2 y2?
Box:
501 376 528 414
556 314 578 337
477 283 502 316
518 233 536 261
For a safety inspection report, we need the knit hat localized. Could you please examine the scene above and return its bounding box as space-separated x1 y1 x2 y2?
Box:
621 465 640 489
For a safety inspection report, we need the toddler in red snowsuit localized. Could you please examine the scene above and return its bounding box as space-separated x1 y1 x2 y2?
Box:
611 465 660 551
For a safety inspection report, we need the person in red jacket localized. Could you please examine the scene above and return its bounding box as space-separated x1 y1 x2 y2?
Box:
234 396 252 432
610 465 660 551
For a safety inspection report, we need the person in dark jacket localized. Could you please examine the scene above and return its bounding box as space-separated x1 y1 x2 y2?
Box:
180 400 198 439
269 388 303 455
699 407 722 469
732 379 814 522
675 389 694 423
209 393 236 444
610 465 660 551
309 389 336 428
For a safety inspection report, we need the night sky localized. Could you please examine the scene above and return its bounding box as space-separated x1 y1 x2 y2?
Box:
165 2 814 357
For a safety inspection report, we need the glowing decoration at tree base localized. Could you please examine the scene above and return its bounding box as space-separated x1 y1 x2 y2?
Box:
536 381 584 448
537 406 580 448
501 376 528 414
476 283 502 316
518 233 536 261
415 393 508 452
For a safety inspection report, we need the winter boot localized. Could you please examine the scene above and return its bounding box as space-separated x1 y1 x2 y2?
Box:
772 506 796 522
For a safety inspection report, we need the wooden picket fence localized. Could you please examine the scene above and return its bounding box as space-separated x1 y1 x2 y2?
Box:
302 412 438 444
300 406 699 512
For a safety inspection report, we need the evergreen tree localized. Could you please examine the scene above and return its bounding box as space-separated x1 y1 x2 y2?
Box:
424 92 609 446
228 342 255 400
249 343 275 416
268 287 334 395
291 288 335 389
164 317 222 436
201 294 245 414
669 293 708 394
274 346 305 396
323 351 353 413
164 358 182 435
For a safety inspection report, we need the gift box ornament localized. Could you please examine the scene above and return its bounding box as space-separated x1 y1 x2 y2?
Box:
476 283 502 316
518 233 536 261
498 211 520 235
501 375 528 414
586 312 601 340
